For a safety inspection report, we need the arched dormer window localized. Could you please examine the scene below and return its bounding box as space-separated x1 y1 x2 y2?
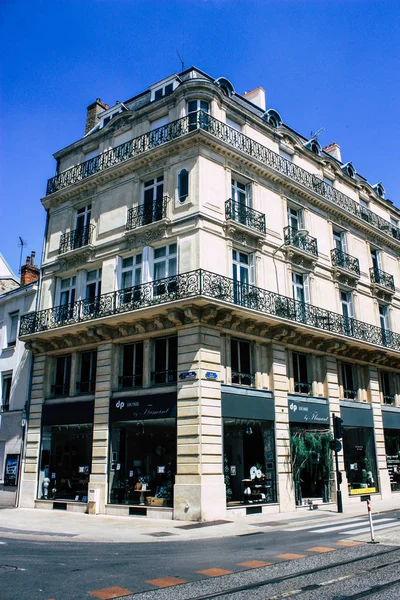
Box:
178 169 189 202
342 162 356 179
304 139 322 156
214 77 235 97
372 183 386 199
262 109 282 128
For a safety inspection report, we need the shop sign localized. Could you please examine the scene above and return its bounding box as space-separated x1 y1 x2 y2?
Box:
350 487 376 495
288 399 330 424
109 392 176 421
4 454 19 487
179 371 197 380
205 372 218 380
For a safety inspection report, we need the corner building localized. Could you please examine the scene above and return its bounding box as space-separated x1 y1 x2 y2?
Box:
19 68 400 520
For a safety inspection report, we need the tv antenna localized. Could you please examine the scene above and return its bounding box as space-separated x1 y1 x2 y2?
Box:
18 236 27 274
310 127 325 140
176 50 184 72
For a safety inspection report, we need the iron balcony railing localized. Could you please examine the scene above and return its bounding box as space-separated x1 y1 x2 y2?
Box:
294 381 313 395
46 111 400 244
225 199 266 234
284 226 318 257
59 225 95 254
232 371 255 386
126 197 167 231
331 248 360 277
76 380 96 394
51 383 70 397
119 374 143 389
20 270 400 354
151 369 177 385
383 395 395 405
370 267 395 292
343 389 358 401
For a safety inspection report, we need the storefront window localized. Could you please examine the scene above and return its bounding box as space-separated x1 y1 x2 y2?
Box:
343 426 378 494
38 424 92 502
385 429 400 492
109 418 176 506
223 419 276 505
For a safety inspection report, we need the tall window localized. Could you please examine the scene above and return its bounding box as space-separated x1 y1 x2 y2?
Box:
231 339 253 386
292 353 310 394
340 290 354 335
231 178 250 206
59 276 76 321
380 371 394 405
232 249 254 305
1 373 12 411
143 176 164 224
379 305 391 345
121 254 142 304
76 205 91 230
288 206 304 231
370 248 381 272
121 342 143 389
8 312 19 347
187 100 209 131
333 230 347 254
178 169 189 202
153 244 177 296
53 356 71 397
341 363 357 400
77 351 97 394
83 269 102 315
153 336 177 384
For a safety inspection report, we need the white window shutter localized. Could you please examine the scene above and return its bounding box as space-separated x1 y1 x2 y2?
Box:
54 277 62 307
246 183 252 207
142 246 154 283
341 232 348 254
303 274 310 304
348 293 354 318
114 256 122 290
298 210 305 230
249 254 255 285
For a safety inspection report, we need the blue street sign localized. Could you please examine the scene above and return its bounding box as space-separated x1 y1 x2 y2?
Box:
179 371 197 380
205 372 218 380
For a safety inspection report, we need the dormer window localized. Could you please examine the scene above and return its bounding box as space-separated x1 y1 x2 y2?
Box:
342 162 356 178
262 109 283 128
304 138 321 156
373 183 386 199
150 77 179 101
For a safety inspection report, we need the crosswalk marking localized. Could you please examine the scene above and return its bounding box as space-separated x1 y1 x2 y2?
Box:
311 517 396 533
343 521 400 535
283 517 368 532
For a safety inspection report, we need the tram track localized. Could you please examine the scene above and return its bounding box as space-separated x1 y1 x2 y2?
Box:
181 547 400 600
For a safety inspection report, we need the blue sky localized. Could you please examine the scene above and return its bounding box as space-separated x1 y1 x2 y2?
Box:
1 0 399 275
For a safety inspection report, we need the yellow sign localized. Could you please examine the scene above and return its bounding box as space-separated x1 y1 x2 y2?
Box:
350 487 376 495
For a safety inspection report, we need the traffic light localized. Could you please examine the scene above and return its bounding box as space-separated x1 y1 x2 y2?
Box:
334 416 344 440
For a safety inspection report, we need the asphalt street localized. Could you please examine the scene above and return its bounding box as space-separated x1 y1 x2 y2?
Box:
1 510 400 599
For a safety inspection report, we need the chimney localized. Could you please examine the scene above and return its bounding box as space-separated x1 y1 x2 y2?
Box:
85 98 108 135
243 86 266 111
323 142 342 162
21 251 40 286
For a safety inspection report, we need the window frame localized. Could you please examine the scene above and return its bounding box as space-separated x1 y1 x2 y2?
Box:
341 362 358 400
77 350 97 394
1 372 12 411
152 336 177 385
8 311 19 347
120 342 144 389
52 355 72 397
231 338 253 386
292 352 311 395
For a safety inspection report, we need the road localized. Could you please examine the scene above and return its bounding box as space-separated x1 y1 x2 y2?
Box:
1 511 400 599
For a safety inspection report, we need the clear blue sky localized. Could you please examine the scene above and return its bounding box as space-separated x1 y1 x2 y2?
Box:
1 0 399 275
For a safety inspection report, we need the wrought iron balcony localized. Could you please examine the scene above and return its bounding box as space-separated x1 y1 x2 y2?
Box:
331 248 360 277
232 371 255 386
294 381 312 395
343 389 358 401
370 267 395 292
19 269 400 353
119 374 143 389
46 111 400 244
76 380 96 394
126 197 167 231
225 199 266 234
151 370 177 385
59 225 95 254
51 383 70 397
383 395 395 405
284 226 318 257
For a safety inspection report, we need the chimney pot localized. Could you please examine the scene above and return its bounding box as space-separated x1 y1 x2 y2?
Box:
21 250 40 286
85 98 108 135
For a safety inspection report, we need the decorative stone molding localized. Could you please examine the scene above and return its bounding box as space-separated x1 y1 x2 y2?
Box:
285 248 317 272
126 224 169 249
58 249 94 271
224 222 264 250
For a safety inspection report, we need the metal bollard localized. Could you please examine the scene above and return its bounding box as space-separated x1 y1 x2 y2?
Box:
367 499 378 544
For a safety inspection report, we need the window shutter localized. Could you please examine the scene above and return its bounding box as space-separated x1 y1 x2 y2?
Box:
114 256 122 290
249 254 255 285
142 246 154 283
298 210 305 230
341 232 348 254
348 293 354 318
303 274 310 304
246 183 252 207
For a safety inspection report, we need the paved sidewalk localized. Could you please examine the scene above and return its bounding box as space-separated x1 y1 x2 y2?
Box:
1 495 400 544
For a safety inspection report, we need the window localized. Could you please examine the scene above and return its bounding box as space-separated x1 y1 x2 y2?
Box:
1 373 12 411
380 371 394 405
231 339 253 386
76 204 91 231
153 243 177 296
83 269 102 315
226 117 242 131
231 178 251 207
121 254 142 304
8 312 19 347
143 176 164 224
341 363 357 400
292 272 309 304
232 249 254 305
187 100 209 131
340 290 354 335
279 149 293 162
370 248 381 272
287 206 304 232
292 353 310 394
77 351 97 394
333 230 347 254
52 355 71 397
120 342 143 389
178 169 189 202
58 276 76 321
152 81 175 101
150 115 169 131
379 305 391 345
153 336 177 384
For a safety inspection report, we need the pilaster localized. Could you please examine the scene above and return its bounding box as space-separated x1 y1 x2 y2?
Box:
368 366 391 499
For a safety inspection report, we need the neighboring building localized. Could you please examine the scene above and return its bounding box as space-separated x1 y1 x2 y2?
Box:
18 67 400 521
0 252 19 294
0 252 39 505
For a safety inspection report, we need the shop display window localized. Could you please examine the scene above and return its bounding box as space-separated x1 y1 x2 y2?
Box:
109 418 176 506
38 424 92 502
343 426 378 494
385 430 400 492
223 419 276 505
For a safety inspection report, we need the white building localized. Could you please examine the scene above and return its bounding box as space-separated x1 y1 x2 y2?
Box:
18 68 400 520
0 252 38 505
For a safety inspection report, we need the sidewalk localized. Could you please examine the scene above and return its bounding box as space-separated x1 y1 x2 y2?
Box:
1 495 400 544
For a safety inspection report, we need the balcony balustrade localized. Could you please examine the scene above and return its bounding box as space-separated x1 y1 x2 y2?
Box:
284 226 318 257
331 248 360 277
231 371 255 386
343 389 358 401
119 374 143 389
225 199 266 234
46 112 400 244
383 395 395 405
294 381 312 395
20 270 400 354
370 267 395 292
59 225 95 254
126 197 167 231
76 380 96 394
151 370 177 385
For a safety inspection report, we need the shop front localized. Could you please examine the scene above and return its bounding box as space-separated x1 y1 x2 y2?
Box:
288 396 331 505
341 402 378 496
38 401 94 502
108 392 176 508
222 386 276 507
382 407 400 492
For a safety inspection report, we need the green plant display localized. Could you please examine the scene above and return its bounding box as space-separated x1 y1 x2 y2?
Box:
290 429 333 505
224 454 232 502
